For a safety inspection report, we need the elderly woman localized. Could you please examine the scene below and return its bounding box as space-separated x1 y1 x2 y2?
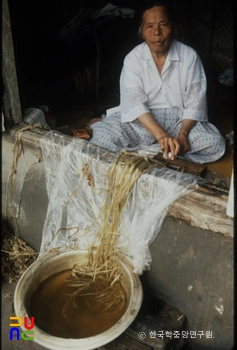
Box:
88 2 225 163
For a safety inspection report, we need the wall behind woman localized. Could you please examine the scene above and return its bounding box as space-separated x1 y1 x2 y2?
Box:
179 0 233 66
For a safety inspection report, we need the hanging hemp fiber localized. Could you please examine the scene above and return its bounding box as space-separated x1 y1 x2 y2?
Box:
62 151 164 318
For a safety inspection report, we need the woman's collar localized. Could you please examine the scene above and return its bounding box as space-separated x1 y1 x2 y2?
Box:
141 40 180 62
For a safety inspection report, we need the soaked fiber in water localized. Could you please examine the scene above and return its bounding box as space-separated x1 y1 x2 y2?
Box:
30 269 128 338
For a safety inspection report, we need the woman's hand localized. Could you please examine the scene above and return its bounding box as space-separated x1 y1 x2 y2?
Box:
177 120 197 155
138 113 180 160
158 133 180 160
177 132 191 155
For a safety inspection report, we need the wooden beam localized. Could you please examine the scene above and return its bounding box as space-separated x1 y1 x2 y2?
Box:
153 152 208 178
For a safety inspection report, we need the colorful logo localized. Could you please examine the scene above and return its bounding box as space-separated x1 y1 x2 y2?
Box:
9 316 34 340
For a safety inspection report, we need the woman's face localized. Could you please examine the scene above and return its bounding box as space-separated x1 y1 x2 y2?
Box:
141 6 173 55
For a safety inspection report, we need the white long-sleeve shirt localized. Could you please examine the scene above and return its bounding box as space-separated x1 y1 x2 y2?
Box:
115 40 208 123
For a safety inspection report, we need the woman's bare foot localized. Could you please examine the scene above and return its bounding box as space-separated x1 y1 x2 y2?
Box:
86 117 102 136
88 117 102 125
